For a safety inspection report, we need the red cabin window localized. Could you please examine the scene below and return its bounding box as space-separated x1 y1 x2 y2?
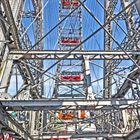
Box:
61 37 80 46
61 75 81 81
71 76 81 80
61 76 71 81
62 0 78 8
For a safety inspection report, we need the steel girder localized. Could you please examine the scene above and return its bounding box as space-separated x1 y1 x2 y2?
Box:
9 50 140 60
0 99 140 111
32 132 126 139
103 0 117 98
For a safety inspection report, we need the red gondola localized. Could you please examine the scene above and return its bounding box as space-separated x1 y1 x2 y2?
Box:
61 0 78 9
61 37 80 46
61 75 81 81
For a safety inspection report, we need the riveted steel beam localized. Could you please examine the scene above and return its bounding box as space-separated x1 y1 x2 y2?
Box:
9 50 140 60
0 99 140 111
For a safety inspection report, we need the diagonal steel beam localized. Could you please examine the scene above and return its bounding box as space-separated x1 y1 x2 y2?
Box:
0 107 33 140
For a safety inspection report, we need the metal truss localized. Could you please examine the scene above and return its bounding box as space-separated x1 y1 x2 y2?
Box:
9 50 140 60
0 0 40 98
32 132 126 139
0 99 140 111
113 66 140 98
104 0 117 98
53 0 88 99
0 0 140 139
0 107 33 140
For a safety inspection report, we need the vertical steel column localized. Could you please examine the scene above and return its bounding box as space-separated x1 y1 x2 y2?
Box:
103 0 117 133
31 0 44 135
104 0 112 98
32 0 44 96
104 0 117 98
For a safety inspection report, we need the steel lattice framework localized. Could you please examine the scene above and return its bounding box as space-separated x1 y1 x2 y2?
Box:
53 0 94 100
0 0 140 140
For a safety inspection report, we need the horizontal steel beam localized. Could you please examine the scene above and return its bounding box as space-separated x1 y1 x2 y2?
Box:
1 99 140 111
9 50 140 60
32 132 126 139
